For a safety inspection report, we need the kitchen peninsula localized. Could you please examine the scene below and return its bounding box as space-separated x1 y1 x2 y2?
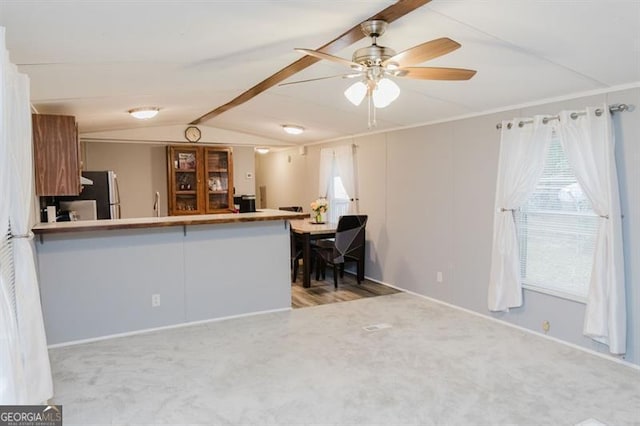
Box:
33 209 307 345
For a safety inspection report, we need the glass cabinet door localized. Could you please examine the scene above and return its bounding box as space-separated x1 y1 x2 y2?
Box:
204 147 233 213
169 146 202 214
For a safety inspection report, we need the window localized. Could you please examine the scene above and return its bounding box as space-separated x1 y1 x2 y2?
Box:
328 176 350 223
516 137 598 301
319 145 355 223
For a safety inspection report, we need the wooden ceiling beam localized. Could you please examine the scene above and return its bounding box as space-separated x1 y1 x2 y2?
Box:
190 0 432 125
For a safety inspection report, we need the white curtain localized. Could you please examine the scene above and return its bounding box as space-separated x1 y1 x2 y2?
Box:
0 27 26 405
334 144 358 214
556 106 626 354
488 116 552 311
318 145 359 223
318 147 333 199
0 27 53 404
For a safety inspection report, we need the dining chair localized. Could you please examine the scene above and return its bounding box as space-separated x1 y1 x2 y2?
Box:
314 215 368 288
279 206 305 281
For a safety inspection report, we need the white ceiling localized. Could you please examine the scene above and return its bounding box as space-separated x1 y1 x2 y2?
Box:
1 0 639 145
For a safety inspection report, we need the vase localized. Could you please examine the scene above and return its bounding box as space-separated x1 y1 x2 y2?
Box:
314 211 323 223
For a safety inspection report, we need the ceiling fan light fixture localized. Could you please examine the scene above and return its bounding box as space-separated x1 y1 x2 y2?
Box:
372 78 400 108
282 124 305 135
128 107 160 120
344 81 368 106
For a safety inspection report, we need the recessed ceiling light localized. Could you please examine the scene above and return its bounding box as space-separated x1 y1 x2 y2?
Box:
255 147 270 154
128 107 160 119
282 124 304 135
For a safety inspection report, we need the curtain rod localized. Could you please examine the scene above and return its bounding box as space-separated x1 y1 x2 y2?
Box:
496 103 629 130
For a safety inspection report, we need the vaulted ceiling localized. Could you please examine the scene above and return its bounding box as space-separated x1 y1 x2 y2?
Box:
1 0 639 145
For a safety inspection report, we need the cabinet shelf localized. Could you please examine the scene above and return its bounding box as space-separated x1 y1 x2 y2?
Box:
208 169 228 173
176 169 196 173
176 190 197 195
209 190 228 194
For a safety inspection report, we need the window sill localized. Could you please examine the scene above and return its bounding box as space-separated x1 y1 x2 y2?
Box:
522 283 587 304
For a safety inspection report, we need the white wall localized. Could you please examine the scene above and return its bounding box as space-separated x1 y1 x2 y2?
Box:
85 142 168 218
232 145 257 196
85 142 257 217
256 87 640 366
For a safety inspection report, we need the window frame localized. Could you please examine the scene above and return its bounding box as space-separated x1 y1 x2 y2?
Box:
516 138 597 305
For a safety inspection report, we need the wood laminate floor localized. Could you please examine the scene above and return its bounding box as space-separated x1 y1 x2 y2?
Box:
291 267 400 309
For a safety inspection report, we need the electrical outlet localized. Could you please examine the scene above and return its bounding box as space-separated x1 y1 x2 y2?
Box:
152 294 161 307
436 271 443 283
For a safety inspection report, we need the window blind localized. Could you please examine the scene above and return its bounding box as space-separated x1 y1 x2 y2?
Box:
516 137 598 300
0 223 16 317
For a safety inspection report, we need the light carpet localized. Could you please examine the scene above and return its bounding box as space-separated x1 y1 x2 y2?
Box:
49 293 640 425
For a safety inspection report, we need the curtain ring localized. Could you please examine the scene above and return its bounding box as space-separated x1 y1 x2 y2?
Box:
507 122 513 129
599 214 609 219
542 117 549 124
595 108 603 117
570 112 579 120
500 208 515 212
518 121 525 128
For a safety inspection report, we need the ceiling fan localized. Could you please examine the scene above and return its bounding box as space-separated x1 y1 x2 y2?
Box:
285 19 476 127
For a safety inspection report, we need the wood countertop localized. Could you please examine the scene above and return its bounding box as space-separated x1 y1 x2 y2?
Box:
32 209 309 235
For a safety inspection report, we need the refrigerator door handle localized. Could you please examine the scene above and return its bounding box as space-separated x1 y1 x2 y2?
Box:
113 172 121 219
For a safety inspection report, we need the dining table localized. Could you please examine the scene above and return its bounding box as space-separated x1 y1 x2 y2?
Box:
289 219 337 288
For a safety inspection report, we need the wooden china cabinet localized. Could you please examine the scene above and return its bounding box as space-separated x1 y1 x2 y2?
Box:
166 145 234 215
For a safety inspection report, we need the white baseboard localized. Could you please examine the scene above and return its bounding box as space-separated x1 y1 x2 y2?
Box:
363 276 640 371
47 307 292 349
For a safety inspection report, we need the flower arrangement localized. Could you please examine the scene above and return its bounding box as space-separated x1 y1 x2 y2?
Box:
310 198 328 223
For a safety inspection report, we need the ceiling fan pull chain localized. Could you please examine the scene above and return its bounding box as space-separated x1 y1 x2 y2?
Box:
368 93 372 128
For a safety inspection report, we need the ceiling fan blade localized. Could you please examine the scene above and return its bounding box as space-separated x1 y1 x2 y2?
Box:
279 73 363 87
295 49 363 70
397 67 477 80
383 38 461 68
190 0 433 124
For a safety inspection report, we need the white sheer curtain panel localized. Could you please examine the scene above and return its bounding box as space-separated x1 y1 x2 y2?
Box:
557 106 626 354
318 148 334 199
0 27 26 405
488 116 552 311
334 144 358 214
1 28 53 404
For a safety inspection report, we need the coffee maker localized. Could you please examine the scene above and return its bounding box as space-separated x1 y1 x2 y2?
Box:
234 195 256 213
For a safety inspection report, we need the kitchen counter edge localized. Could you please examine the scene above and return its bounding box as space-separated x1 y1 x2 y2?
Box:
32 210 309 235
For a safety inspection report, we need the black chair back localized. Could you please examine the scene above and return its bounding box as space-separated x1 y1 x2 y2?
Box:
279 206 303 212
334 215 368 262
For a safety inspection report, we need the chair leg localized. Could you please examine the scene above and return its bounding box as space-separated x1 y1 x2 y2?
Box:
339 263 344 278
292 259 298 283
333 263 338 289
358 257 365 283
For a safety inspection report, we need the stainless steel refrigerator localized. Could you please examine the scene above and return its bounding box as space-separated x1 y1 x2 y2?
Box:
74 171 121 219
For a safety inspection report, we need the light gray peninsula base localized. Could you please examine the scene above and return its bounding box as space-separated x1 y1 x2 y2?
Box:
35 220 292 345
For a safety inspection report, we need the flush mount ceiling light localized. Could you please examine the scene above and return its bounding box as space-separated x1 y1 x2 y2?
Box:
128 107 160 120
282 124 305 135
255 147 270 154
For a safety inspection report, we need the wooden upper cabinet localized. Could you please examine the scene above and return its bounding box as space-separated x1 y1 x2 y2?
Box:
32 114 80 196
